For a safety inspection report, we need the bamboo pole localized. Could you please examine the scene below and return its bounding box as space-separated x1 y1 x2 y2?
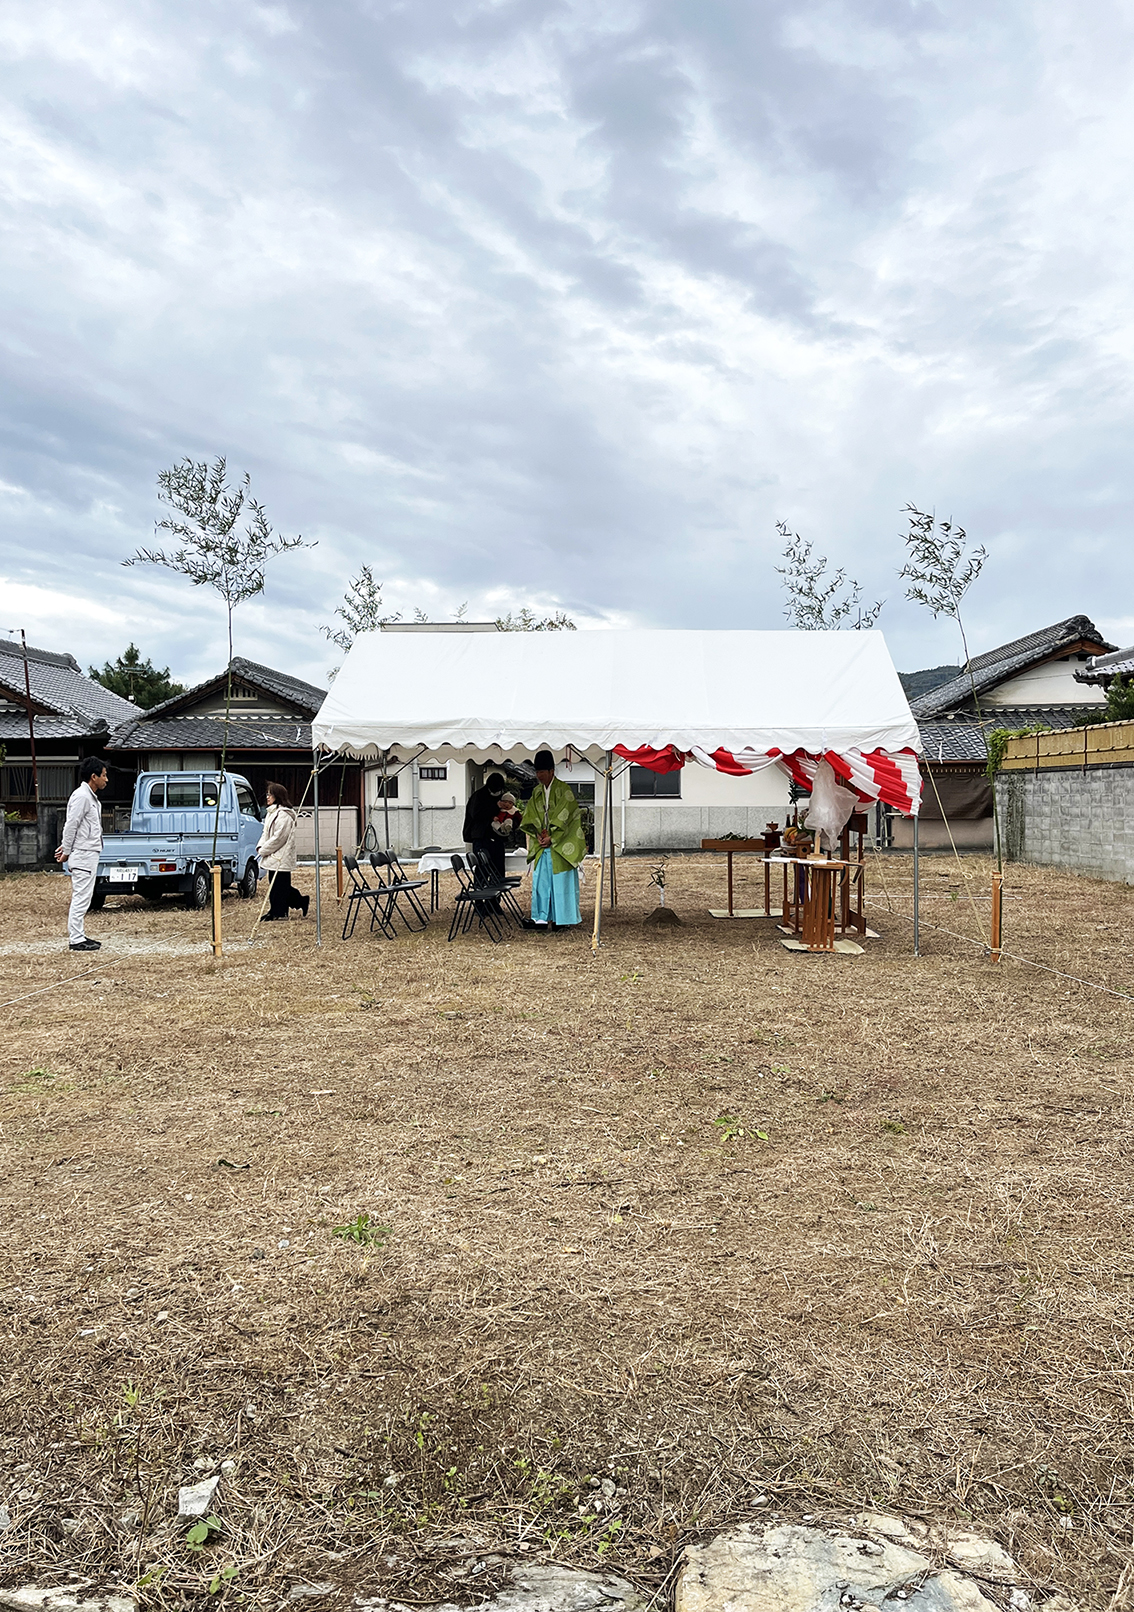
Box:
592 758 611 954
211 863 223 956
336 845 344 900
991 871 1002 963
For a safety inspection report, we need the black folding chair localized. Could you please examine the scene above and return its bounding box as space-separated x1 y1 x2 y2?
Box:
447 853 512 944
368 851 430 933
342 856 394 940
379 848 432 928
470 847 526 926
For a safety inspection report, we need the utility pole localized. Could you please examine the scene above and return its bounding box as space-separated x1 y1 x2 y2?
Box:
19 630 38 809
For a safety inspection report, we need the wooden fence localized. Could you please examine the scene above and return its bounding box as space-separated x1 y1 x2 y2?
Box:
999 719 1134 772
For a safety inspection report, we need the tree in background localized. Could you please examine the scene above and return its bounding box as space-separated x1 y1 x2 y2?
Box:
125 456 312 861
898 504 998 865
89 644 185 709
321 565 402 652
323 566 576 651
775 522 882 629
1077 675 1134 726
495 608 575 632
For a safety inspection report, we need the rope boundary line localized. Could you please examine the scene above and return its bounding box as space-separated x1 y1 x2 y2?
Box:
864 898 1134 1004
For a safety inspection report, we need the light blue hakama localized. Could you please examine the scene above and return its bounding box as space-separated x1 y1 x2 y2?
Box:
529 850 581 926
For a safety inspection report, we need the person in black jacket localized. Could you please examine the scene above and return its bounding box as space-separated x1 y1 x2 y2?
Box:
463 772 509 883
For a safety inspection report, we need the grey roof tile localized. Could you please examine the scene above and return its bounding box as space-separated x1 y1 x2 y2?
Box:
109 716 313 751
1076 644 1134 685
0 642 136 731
911 615 1115 717
919 703 1101 763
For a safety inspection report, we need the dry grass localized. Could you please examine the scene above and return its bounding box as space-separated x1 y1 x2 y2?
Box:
1 852 1132 1610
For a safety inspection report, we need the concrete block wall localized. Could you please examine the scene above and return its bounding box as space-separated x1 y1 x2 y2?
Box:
3 806 62 869
997 766 1134 885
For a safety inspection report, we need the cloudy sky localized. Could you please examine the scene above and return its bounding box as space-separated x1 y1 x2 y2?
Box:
2 0 1133 689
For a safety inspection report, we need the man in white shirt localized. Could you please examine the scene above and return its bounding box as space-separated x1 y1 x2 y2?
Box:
56 757 109 951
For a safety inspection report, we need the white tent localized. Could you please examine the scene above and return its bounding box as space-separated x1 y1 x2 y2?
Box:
309 628 924 949
313 627 921 811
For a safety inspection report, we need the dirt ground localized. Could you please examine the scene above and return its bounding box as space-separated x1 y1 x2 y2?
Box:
1 852 1132 1610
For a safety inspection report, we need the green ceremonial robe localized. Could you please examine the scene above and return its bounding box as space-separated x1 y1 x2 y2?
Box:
519 778 586 873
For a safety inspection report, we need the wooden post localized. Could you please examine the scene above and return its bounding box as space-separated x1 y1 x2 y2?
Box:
336 844 344 901
991 871 1002 962
211 863 223 957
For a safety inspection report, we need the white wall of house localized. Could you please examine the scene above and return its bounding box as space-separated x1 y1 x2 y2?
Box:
983 657 1106 707
616 755 791 850
364 752 792 853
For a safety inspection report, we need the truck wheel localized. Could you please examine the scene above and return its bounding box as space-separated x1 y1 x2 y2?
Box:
88 888 106 912
186 866 210 910
238 860 258 899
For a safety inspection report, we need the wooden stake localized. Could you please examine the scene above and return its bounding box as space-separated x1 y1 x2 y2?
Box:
991 871 1002 963
211 863 223 957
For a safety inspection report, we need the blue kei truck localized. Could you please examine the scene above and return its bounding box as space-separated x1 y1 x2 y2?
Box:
88 771 263 910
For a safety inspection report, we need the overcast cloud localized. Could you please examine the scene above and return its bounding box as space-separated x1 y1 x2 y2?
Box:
2 0 1133 688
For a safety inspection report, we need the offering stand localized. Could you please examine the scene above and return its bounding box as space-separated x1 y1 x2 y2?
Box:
769 855 855 953
701 838 782 918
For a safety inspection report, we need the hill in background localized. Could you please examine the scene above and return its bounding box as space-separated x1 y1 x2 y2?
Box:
899 664 961 701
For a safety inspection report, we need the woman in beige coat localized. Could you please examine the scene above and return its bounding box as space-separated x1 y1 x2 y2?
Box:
257 782 309 920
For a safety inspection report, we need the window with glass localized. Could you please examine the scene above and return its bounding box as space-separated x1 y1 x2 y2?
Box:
148 782 165 808
564 781 595 804
629 766 681 799
167 779 202 808
235 784 259 818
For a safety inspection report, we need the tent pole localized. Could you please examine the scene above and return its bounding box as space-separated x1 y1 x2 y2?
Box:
313 751 322 948
592 756 611 953
912 813 919 957
382 750 391 850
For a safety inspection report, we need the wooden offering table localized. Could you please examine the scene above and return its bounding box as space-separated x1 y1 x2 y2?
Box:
701 839 782 919
767 855 854 953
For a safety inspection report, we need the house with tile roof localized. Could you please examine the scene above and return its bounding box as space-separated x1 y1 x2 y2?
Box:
897 614 1115 849
106 656 362 850
0 639 138 854
1074 641 1134 691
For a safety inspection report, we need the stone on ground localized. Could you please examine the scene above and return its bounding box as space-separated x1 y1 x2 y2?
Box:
358 1563 648 1612
0 1588 133 1612
676 1518 1069 1612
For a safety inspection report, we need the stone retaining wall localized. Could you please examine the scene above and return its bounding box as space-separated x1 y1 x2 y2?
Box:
997 763 1134 884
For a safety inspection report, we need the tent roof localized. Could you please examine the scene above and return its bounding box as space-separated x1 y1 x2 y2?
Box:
312 628 920 762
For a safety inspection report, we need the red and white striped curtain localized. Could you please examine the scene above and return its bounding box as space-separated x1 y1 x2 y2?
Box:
614 744 921 816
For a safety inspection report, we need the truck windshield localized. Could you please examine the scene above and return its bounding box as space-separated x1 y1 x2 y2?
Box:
167 780 202 808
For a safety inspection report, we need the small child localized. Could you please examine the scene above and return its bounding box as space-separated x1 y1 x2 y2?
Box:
492 792 521 837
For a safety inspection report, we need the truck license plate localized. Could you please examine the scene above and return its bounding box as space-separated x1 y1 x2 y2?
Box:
108 867 139 882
